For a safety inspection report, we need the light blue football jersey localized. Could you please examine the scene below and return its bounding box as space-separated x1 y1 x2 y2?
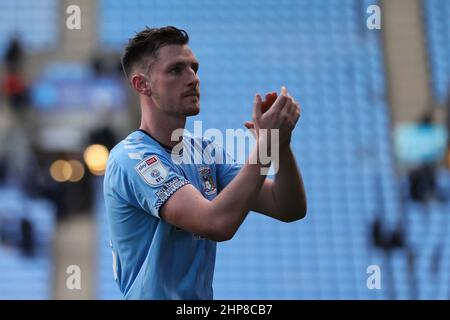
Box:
103 129 241 299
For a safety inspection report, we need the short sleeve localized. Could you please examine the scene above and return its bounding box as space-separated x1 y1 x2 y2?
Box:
215 145 243 193
126 153 190 218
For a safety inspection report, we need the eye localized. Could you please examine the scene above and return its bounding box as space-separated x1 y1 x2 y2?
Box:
192 64 199 74
169 66 182 75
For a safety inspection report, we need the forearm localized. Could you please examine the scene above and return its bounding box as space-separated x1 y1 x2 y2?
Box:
272 145 307 221
209 144 268 239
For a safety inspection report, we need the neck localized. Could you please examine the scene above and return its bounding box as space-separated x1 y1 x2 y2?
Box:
139 96 186 148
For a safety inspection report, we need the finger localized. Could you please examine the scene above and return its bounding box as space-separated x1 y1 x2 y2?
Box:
267 92 288 115
261 95 269 113
265 86 290 116
261 93 271 111
267 92 277 107
282 96 296 117
283 99 299 128
283 87 299 107
282 99 295 122
262 92 278 113
288 102 301 127
295 108 301 123
285 88 295 104
288 99 298 116
253 94 262 121
295 102 301 119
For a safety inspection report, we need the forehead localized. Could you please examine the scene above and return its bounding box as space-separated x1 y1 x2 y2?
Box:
153 44 198 68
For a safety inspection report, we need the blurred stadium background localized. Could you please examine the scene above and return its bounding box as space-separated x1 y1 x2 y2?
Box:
0 0 449 299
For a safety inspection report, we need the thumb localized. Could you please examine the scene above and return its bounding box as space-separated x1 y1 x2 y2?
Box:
244 121 254 129
244 121 256 138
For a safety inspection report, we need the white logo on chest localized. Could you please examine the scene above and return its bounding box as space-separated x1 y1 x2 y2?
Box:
135 155 168 186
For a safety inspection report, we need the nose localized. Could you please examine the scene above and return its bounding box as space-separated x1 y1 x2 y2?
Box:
186 68 199 88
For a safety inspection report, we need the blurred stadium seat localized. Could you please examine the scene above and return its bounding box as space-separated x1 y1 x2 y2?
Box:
423 0 450 102
0 0 58 55
0 187 56 299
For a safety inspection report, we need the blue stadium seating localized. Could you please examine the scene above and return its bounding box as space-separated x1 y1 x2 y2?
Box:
0 187 56 299
423 0 450 102
0 0 58 55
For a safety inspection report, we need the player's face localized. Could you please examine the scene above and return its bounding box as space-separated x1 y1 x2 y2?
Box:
148 44 200 117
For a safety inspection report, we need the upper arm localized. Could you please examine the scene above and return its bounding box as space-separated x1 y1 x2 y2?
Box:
125 153 225 240
159 184 228 241
126 154 191 219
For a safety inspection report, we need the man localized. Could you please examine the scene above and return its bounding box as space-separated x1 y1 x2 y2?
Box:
103 26 307 299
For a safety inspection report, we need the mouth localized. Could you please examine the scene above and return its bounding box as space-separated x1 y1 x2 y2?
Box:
182 91 200 99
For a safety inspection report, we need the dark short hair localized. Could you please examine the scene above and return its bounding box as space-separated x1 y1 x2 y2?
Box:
121 26 189 79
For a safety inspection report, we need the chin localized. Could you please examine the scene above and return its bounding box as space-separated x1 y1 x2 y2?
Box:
186 103 200 116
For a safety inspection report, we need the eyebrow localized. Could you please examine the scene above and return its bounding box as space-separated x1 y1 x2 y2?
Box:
166 61 199 70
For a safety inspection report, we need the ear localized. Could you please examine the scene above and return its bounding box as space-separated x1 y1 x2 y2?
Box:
131 74 151 96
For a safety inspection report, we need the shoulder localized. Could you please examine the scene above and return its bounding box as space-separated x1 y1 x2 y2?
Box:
183 131 221 154
107 131 171 176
